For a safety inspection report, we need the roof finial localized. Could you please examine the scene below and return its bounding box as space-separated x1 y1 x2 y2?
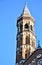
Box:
24 1 28 10
25 1 27 7
22 1 31 16
38 40 40 46
37 40 41 49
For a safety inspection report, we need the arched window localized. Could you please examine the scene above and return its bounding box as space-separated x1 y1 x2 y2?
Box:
25 49 30 58
25 53 27 59
30 25 33 31
26 36 30 44
25 24 29 30
20 24 23 32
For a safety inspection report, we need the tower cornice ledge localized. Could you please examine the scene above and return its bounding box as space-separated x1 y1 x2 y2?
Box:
17 16 35 24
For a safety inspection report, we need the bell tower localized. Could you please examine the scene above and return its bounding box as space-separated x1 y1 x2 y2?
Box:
16 3 36 64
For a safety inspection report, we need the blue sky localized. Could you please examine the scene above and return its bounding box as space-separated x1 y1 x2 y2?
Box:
0 0 42 65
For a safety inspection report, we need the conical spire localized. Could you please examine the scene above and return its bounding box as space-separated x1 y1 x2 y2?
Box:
17 2 34 20
22 2 31 17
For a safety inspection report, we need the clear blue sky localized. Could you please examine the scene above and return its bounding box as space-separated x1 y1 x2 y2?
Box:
0 0 42 65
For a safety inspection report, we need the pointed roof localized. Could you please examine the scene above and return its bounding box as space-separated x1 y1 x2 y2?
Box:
17 2 35 21
22 2 31 17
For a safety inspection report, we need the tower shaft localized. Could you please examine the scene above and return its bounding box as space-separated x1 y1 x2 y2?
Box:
16 3 36 64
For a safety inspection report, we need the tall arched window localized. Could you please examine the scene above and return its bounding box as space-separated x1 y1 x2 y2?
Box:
26 36 30 44
30 25 33 31
20 24 23 32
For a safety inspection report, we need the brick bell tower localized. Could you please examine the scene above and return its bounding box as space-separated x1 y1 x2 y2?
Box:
16 3 36 65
